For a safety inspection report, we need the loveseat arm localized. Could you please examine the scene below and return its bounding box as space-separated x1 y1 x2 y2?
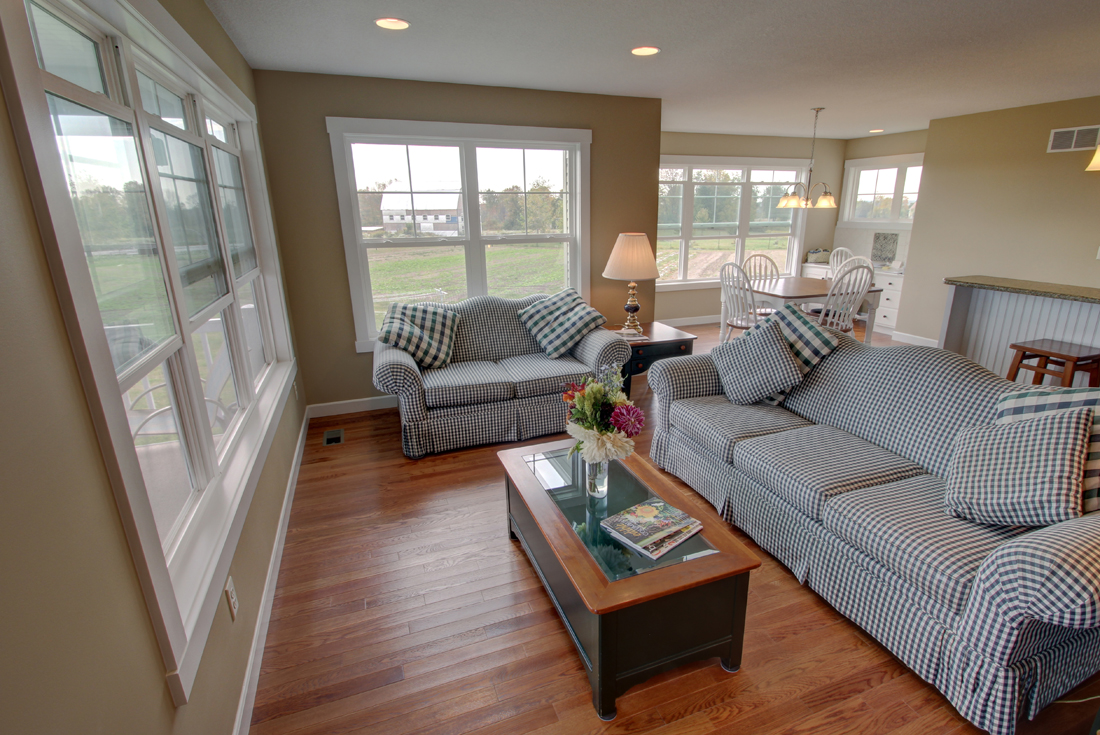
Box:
959 513 1100 665
372 341 428 423
646 355 723 433
569 328 630 374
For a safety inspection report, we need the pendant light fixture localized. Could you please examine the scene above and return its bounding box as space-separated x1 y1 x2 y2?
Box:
777 107 838 209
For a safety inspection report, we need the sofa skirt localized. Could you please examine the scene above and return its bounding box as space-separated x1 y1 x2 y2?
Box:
401 394 569 459
650 426 1100 735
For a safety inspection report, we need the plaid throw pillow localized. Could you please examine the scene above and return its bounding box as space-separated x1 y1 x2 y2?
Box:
378 303 460 369
742 303 839 404
517 289 606 359
712 320 804 405
945 407 1093 526
994 386 1100 513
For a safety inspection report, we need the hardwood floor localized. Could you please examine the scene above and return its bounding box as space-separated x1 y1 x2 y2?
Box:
251 323 1100 735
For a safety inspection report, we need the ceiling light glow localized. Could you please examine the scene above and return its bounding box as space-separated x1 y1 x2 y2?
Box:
869 129 884 133
631 46 660 56
375 17 409 30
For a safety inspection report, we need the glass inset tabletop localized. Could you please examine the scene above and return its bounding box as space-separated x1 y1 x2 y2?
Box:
522 447 717 582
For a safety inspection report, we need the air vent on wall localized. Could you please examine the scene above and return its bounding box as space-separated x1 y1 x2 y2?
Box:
1048 125 1100 152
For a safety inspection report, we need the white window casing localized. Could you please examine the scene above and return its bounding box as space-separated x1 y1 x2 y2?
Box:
328 117 592 352
838 153 925 229
0 0 295 704
656 155 810 291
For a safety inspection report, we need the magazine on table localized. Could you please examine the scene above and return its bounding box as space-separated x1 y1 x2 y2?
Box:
600 499 702 560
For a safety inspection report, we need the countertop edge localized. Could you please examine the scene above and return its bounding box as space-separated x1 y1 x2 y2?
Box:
944 276 1100 305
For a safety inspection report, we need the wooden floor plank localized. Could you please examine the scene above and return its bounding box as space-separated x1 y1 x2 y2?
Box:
250 323 1097 735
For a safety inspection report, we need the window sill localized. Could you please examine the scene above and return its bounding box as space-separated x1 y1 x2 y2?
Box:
836 220 913 231
656 279 724 292
356 339 376 353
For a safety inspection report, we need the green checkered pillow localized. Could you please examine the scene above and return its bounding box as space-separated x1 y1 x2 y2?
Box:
946 407 1093 526
994 386 1100 513
743 303 839 405
378 303 460 369
517 289 606 359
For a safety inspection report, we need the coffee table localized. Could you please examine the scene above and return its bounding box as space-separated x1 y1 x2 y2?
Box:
499 439 760 719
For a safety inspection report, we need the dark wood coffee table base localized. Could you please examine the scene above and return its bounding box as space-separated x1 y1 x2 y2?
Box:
506 477 750 720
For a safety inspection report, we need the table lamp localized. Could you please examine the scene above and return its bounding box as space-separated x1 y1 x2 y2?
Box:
602 232 660 335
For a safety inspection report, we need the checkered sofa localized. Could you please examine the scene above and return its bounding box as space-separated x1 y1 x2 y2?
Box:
648 332 1100 735
373 294 630 459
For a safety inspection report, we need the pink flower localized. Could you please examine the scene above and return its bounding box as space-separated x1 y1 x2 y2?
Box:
610 404 645 438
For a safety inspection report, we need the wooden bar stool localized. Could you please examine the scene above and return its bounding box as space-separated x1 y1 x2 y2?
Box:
1006 338 1100 388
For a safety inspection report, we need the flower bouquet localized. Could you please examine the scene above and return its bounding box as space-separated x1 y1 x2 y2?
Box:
562 365 645 497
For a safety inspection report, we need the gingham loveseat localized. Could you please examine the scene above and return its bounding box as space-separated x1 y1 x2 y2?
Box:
648 332 1100 735
373 294 630 459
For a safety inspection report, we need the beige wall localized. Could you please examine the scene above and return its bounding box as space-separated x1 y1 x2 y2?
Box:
0 1 307 731
155 0 256 103
843 129 928 160
254 71 662 405
896 96 1100 340
654 131 846 322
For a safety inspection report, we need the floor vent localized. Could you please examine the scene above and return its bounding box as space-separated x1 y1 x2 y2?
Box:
323 429 344 446
1048 125 1100 152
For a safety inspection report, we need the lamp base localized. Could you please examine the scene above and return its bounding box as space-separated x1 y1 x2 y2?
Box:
621 281 643 335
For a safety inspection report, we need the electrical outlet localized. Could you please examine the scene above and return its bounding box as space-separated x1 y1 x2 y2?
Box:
225 576 239 621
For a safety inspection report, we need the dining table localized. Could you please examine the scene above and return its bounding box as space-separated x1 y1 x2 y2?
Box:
720 276 883 344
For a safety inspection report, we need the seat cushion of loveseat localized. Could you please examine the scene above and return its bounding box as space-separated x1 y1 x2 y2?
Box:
733 424 927 520
822 475 1032 615
422 360 515 408
499 353 592 399
670 396 812 464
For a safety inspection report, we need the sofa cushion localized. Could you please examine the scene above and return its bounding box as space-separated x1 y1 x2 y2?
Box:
994 386 1100 513
733 424 927 520
499 353 592 399
425 294 546 364
822 475 1031 615
783 334 1016 478
422 361 515 409
378 302 460 369
712 320 804 405
517 289 606 359
946 407 1093 527
670 395 812 464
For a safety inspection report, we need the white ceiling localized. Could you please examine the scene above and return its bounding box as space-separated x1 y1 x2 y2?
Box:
204 0 1100 139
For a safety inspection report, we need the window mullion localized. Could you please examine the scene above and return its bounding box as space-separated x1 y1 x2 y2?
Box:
891 165 906 221
462 141 488 297
679 170 694 280
737 180 751 264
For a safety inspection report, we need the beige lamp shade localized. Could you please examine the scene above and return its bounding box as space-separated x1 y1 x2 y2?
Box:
602 233 660 281
1087 147 1100 172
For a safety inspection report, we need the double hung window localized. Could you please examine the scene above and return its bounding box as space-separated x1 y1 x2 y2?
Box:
657 157 809 283
4 0 289 703
329 119 591 350
839 154 924 226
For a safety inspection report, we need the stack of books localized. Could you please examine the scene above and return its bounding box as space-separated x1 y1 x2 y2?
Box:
600 499 702 560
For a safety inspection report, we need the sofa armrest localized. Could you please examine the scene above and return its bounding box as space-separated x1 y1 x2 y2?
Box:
569 328 630 373
372 341 428 423
646 355 723 433
959 514 1100 664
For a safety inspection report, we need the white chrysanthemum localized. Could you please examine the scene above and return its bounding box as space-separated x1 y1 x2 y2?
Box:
567 423 634 463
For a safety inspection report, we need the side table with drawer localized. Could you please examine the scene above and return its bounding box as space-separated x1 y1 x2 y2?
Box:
620 322 698 397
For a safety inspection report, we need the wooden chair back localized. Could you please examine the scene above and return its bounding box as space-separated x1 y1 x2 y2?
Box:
829 247 855 278
819 261 874 333
720 262 759 339
742 253 780 282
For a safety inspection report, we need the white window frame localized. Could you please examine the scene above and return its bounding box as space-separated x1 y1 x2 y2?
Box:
328 117 592 352
0 0 295 705
656 155 810 292
838 153 925 229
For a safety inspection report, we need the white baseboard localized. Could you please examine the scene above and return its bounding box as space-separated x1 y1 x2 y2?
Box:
891 331 939 348
306 394 398 419
656 314 722 327
233 411 308 735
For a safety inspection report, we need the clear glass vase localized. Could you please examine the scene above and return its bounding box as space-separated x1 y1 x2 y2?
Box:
585 460 609 498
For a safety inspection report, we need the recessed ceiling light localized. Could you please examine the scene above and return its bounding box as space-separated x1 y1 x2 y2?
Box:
631 46 660 56
375 17 409 30
869 129 885 133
